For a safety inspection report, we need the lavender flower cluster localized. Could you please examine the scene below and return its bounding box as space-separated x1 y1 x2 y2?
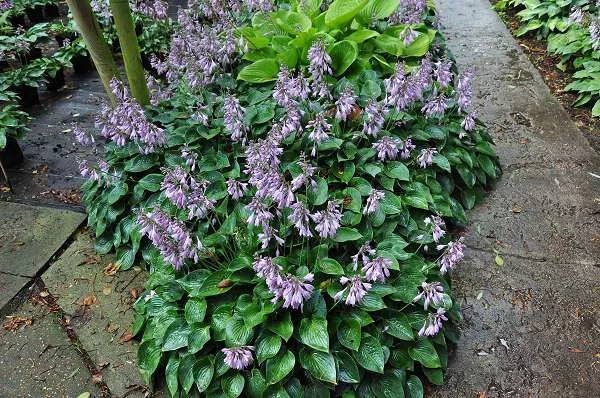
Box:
0 0 12 11
95 79 166 154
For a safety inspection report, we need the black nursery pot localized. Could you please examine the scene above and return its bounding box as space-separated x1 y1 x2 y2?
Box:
12 84 40 107
44 3 61 19
8 14 27 28
46 69 65 91
0 136 25 168
26 5 45 24
22 47 43 64
72 55 93 74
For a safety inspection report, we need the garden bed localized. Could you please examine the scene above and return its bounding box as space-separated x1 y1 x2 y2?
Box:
491 0 600 152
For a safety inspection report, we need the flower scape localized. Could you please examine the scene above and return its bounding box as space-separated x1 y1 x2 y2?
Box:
76 0 500 396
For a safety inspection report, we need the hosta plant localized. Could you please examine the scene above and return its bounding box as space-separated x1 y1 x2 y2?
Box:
75 0 499 397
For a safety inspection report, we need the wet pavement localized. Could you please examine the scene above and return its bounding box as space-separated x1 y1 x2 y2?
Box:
433 0 600 397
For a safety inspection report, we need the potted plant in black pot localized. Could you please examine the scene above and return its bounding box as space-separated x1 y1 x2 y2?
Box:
0 98 29 168
0 63 47 106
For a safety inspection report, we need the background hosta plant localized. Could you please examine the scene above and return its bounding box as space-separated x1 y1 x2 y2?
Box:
497 0 600 114
75 0 500 396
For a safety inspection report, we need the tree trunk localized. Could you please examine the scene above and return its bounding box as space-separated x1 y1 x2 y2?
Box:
109 0 150 106
65 0 119 105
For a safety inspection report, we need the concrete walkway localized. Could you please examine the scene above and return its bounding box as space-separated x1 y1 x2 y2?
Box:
433 0 600 397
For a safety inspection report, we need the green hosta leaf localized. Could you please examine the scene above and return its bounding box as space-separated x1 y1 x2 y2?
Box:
360 292 386 312
593 99 600 117
267 311 294 341
432 155 451 172
299 317 329 352
360 0 400 20
325 0 370 27
178 354 196 393
334 227 362 242
308 177 328 205
107 182 128 205
184 298 207 324
423 367 443 385
335 351 360 383
238 59 279 83
124 154 158 173
138 339 162 385
353 333 384 373
222 373 245 398
165 354 179 397
403 30 435 57
383 314 414 341
162 320 191 351
266 350 295 385
319 258 345 275
409 339 441 368
338 318 361 351
384 161 410 181
188 324 210 354
345 29 380 43
226 316 254 346
372 369 406 398
299 348 337 384
257 332 282 364
330 40 358 76
405 375 424 398
194 356 215 393
246 369 267 398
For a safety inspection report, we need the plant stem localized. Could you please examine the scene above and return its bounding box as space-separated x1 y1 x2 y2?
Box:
109 0 150 105
65 0 119 105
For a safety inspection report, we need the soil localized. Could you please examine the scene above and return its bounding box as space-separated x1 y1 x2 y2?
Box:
490 0 600 153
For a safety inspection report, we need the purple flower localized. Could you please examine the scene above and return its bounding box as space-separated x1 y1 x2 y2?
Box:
336 276 372 306
187 179 215 219
456 69 474 113
281 274 314 310
289 201 313 237
461 112 476 132
373 136 399 161
421 93 448 117
388 0 426 24
400 137 416 159
161 166 189 208
0 1 12 11
222 346 254 370
363 101 387 137
246 197 274 227
335 86 356 121
417 148 437 168
73 125 94 146
311 201 342 238
351 242 376 271
438 237 466 274
364 189 385 215
434 59 453 89
413 281 444 310
273 66 307 107
590 18 600 50
226 179 248 200
95 79 165 153
223 94 246 142
137 207 201 270
400 26 419 46
79 160 100 182
307 113 332 156
308 40 332 97
362 256 392 283
181 146 198 171
418 308 448 337
245 0 273 12
425 215 445 242
290 155 317 192
569 8 584 25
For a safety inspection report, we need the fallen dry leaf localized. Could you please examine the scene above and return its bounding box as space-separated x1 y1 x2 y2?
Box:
3 316 33 331
105 322 120 334
511 207 522 213
120 331 133 343
568 347 584 353
478 392 487 398
91 373 103 384
102 286 112 295
130 288 142 300
82 294 97 306
39 290 49 298
103 262 119 276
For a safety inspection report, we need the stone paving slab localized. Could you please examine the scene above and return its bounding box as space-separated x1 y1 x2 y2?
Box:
0 202 85 309
434 0 600 396
0 294 100 398
42 231 166 398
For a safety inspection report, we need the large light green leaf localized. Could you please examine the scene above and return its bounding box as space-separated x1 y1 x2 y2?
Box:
359 0 400 21
299 348 337 384
299 317 329 352
330 40 358 76
237 59 280 83
325 0 370 27
266 350 295 384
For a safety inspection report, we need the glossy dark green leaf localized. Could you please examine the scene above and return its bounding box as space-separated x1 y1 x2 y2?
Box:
299 317 329 352
194 356 214 393
338 318 361 351
257 332 282 364
222 372 245 398
266 350 295 385
335 351 360 384
408 339 441 368
353 333 384 373
299 347 337 384
138 339 162 385
188 324 210 354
